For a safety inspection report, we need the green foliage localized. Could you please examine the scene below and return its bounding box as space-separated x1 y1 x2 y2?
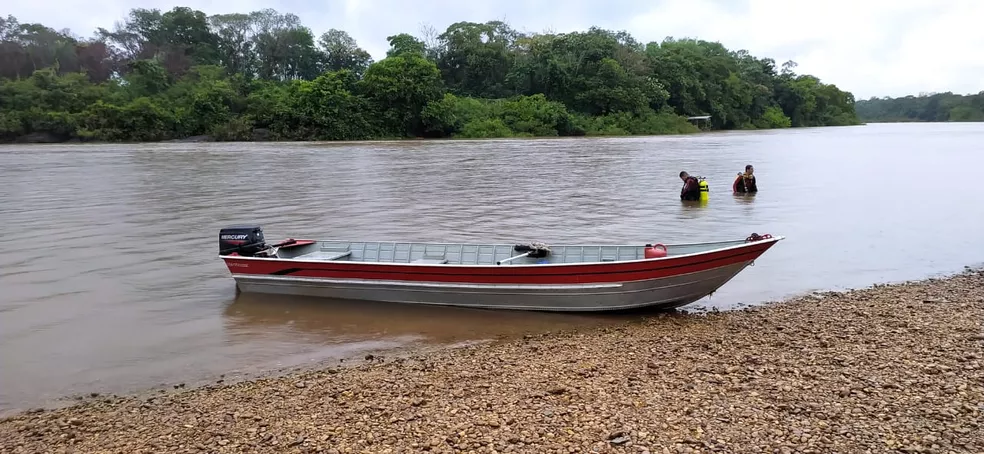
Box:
855 92 984 123
420 93 488 136
385 33 427 58
574 109 700 136
460 119 514 138
756 106 792 129
359 53 444 137
0 8 866 143
78 97 178 142
319 29 373 77
487 94 574 136
419 93 571 138
210 116 254 141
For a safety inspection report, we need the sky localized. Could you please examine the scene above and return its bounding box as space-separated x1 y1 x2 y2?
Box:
6 0 983 99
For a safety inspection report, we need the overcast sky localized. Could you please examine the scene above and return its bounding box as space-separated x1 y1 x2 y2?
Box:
7 0 983 99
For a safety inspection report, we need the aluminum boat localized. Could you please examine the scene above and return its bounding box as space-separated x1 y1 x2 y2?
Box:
218 225 783 312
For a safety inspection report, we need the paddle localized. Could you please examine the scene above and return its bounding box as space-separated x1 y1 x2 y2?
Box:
496 242 551 265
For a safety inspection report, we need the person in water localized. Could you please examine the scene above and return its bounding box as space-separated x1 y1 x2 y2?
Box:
679 171 701 201
733 164 758 193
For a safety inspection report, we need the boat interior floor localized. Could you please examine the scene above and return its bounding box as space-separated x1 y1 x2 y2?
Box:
273 239 750 266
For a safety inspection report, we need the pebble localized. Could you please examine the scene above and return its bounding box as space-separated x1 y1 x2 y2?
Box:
1 270 982 453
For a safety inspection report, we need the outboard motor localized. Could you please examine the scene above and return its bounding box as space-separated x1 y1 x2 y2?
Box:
219 225 267 256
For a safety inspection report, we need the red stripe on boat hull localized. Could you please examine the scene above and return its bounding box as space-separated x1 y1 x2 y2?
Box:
221 240 777 285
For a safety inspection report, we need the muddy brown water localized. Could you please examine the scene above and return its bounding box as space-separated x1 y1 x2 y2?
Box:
1 123 983 414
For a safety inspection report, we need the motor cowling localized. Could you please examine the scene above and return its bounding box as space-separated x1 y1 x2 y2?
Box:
219 225 266 256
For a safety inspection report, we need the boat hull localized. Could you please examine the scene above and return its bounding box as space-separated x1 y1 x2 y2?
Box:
230 260 754 311
221 234 782 312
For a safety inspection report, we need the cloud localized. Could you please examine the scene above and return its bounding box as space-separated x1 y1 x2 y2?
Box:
5 0 982 98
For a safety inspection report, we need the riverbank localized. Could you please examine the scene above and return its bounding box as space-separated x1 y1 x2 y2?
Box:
2 269 982 453
1 120 702 145
3 123 869 146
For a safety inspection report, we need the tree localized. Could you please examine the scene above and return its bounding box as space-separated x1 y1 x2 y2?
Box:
434 21 519 98
208 13 258 77
97 7 221 76
385 33 426 58
250 9 321 81
359 53 444 136
318 29 373 76
0 9 867 144
855 92 984 123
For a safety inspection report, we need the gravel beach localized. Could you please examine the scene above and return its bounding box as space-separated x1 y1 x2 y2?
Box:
2 270 982 454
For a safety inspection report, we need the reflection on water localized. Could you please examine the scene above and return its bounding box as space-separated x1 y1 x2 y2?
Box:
1 123 983 413
222 292 623 346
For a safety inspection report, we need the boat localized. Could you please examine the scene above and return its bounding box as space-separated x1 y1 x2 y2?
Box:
217 225 784 312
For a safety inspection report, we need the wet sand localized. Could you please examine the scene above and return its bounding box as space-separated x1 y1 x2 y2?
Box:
2 269 981 453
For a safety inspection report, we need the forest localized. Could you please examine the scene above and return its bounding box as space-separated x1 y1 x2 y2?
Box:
0 7 862 143
855 92 984 123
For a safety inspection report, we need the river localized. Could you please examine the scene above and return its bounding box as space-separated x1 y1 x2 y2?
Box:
1 122 982 414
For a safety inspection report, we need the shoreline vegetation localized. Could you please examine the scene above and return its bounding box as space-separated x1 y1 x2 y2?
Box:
2 268 981 452
0 8 862 145
856 92 984 123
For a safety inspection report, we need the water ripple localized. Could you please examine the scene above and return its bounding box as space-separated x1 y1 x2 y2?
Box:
1 123 983 413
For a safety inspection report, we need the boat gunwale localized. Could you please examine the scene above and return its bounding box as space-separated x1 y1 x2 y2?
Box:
229 258 741 289
218 235 784 269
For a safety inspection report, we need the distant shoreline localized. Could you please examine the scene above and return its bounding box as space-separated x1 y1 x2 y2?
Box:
0 124 874 146
856 119 984 124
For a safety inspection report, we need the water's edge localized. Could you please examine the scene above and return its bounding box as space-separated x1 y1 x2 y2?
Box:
0 124 874 147
4 123 982 419
5 265 979 420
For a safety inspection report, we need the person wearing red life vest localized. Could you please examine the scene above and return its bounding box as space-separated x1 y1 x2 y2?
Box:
679 171 701 201
733 164 758 193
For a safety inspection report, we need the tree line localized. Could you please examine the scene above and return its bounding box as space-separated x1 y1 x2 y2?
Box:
855 92 984 123
0 7 862 143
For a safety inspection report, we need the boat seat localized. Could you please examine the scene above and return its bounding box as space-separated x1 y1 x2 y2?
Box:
413 257 448 264
324 251 352 260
